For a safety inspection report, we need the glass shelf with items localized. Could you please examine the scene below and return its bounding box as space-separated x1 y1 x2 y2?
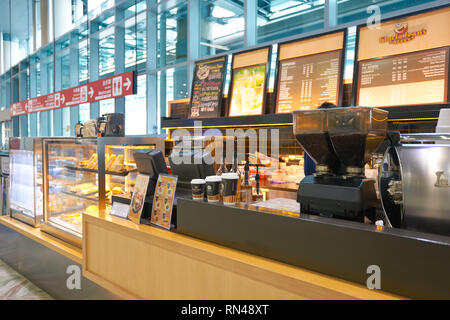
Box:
41 138 98 247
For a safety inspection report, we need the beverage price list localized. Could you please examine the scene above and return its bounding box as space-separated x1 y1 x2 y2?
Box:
276 50 341 113
358 47 449 107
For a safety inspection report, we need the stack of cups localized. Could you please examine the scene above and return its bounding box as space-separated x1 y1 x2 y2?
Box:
205 176 222 203
221 173 239 206
191 179 206 201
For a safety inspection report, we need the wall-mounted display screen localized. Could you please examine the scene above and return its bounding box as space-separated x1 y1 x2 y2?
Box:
189 56 227 118
228 65 267 117
276 50 342 113
357 47 449 107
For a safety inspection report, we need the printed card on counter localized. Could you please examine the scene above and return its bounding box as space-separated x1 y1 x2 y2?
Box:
128 174 150 224
110 202 130 219
151 174 178 230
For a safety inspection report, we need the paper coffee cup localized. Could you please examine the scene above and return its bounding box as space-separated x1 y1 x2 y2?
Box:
205 176 222 203
191 179 205 201
221 173 239 206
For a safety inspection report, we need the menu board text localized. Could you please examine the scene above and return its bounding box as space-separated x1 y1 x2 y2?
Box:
276 50 341 113
358 47 449 107
189 57 227 118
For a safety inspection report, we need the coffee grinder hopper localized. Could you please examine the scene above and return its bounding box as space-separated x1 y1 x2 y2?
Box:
293 109 338 175
327 107 388 176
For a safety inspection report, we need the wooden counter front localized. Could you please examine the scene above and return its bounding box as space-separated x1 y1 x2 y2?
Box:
82 212 402 300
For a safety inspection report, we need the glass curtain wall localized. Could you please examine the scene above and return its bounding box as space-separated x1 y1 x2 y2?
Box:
0 0 447 139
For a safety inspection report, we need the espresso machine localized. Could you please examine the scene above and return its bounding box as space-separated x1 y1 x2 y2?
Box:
97 113 125 137
379 133 450 236
293 107 388 222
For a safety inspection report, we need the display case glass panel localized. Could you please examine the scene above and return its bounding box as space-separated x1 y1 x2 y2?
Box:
104 146 153 199
97 136 166 212
9 137 43 227
42 138 98 245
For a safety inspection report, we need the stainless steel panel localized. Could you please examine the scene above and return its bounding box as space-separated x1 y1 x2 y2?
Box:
397 144 450 235
400 133 450 143
40 221 82 248
11 211 41 227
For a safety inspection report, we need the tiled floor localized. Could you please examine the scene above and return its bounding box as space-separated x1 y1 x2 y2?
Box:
0 259 53 300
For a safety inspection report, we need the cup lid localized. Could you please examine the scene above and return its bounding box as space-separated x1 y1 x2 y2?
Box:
205 175 222 182
191 179 205 184
221 173 239 179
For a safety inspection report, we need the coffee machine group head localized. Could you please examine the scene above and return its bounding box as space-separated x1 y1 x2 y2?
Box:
293 107 388 222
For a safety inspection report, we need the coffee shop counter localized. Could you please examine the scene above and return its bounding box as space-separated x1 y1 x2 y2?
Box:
82 202 403 300
176 198 450 299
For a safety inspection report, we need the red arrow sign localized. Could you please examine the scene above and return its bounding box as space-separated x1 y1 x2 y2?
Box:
10 71 136 116
10 100 28 117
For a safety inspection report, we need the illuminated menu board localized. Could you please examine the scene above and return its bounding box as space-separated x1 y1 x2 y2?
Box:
276 50 341 113
357 47 449 107
228 65 266 117
189 56 227 118
228 47 270 117
356 7 450 109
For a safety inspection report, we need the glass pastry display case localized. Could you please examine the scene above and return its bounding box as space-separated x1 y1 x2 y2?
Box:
8 137 44 227
41 138 98 246
41 136 165 247
97 136 165 212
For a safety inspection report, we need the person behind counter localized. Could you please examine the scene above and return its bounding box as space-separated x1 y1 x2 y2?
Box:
303 102 337 176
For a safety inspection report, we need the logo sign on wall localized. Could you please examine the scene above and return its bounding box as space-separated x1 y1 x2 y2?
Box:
379 22 427 45
10 71 136 117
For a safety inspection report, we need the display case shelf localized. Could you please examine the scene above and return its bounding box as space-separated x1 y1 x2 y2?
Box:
50 205 85 217
61 190 98 203
64 165 137 177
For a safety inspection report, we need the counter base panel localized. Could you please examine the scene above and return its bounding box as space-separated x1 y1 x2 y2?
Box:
82 212 400 300
0 215 82 263
0 222 117 300
177 198 450 299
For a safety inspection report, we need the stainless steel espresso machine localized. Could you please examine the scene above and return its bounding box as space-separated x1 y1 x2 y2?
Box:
293 107 388 222
379 133 450 237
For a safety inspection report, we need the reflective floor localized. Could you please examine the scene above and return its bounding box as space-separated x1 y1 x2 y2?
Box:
0 259 53 300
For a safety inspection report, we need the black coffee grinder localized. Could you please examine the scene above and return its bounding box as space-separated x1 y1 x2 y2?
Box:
294 107 388 222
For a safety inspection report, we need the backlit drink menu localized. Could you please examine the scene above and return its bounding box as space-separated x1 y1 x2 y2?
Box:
276 50 341 113
189 57 227 118
358 47 449 107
